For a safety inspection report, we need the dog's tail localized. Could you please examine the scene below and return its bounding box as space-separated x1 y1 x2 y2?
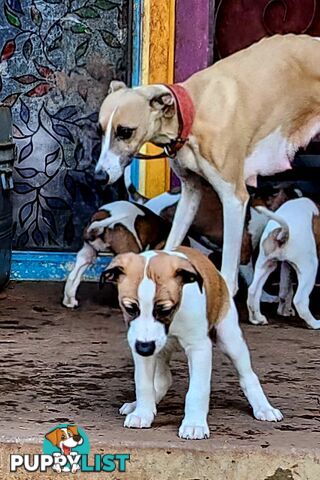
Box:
255 206 289 255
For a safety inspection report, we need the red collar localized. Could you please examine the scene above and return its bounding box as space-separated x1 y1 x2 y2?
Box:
135 84 195 160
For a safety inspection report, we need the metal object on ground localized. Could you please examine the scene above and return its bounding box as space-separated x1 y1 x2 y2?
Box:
0 106 15 291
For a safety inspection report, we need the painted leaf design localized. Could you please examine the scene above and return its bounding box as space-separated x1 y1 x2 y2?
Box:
52 106 77 121
12 124 25 138
31 4 42 27
100 30 121 48
42 207 57 234
1 92 20 107
14 74 40 84
74 143 84 165
17 230 29 247
1 39 16 61
64 173 76 200
19 138 33 163
45 148 60 167
47 33 62 52
26 83 53 97
52 123 74 142
94 0 118 10
71 24 91 34
34 62 54 78
74 6 99 18
7 0 23 13
4 4 21 28
20 99 30 125
44 196 69 210
75 39 89 64
16 167 37 178
22 38 33 60
19 201 33 226
15 182 34 194
32 226 45 246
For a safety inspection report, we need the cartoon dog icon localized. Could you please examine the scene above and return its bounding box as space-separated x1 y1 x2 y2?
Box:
45 425 83 473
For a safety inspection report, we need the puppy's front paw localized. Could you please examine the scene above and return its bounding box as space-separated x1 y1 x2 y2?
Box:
124 409 154 429
179 420 210 440
249 314 268 326
62 296 78 309
254 406 283 422
119 401 136 415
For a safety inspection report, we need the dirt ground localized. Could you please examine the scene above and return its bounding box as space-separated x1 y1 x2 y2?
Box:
0 280 319 455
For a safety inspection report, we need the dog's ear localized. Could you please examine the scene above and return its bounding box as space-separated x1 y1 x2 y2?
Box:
150 92 175 118
108 80 126 94
175 264 203 293
99 258 125 288
67 425 79 436
45 428 59 446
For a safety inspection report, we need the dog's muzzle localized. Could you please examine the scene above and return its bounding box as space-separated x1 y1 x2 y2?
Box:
95 170 110 184
135 340 156 357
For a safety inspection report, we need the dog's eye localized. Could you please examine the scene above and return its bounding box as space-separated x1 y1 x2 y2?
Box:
116 125 135 140
123 302 140 317
154 304 175 318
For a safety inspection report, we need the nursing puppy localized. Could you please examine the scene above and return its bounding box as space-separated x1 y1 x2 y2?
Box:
247 198 320 329
101 247 282 440
63 201 211 308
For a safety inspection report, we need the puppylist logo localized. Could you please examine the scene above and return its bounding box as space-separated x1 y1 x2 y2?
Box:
10 424 130 474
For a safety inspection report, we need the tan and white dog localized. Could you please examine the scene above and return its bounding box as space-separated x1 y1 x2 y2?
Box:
101 247 282 440
63 200 211 308
247 197 320 329
45 425 83 473
95 34 320 296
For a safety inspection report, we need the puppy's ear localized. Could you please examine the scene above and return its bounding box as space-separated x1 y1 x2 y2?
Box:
45 428 59 446
67 425 78 436
108 80 126 94
175 265 203 293
150 92 175 118
99 257 126 288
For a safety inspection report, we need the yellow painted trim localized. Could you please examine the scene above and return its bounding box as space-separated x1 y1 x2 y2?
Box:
138 0 175 198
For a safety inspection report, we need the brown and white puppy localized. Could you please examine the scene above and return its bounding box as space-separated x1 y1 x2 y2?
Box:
101 247 282 440
248 197 320 329
45 425 83 473
95 35 320 297
63 200 211 308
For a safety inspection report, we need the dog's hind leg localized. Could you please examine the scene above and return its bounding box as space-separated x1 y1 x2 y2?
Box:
291 260 320 329
277 261 295 316
216 301 283 422
63 243 97 308
247 258 277 325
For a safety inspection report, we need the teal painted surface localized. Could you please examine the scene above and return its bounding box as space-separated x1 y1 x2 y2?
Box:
11 250 112 282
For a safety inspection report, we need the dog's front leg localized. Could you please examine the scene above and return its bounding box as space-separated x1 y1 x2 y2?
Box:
165 176 202 250
124 351 157 429
179 338 212 440
63 243 97 308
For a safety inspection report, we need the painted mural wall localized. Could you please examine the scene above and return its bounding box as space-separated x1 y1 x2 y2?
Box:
0 0 130 250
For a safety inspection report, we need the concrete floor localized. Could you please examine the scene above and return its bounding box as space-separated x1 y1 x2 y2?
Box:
1 281 320 479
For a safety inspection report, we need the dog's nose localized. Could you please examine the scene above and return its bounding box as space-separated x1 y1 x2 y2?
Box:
135 340 156 357
73 434 81 442
95 169 110 184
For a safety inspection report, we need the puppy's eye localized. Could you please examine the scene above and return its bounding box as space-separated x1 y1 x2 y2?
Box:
123 302 140 317
116 125 135 140
154 304 175 318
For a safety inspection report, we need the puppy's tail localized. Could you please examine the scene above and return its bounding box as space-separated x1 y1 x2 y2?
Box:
255 206 289 255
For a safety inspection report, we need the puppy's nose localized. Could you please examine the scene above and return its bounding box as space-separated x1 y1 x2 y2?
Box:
73 434 81 442
95 169 110 184
135 340 156 357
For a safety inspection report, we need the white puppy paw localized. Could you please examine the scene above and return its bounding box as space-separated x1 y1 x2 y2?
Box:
124 409 154 429
249 314 268 326
254 406 283 422
277 303 294 317
119 401 136 415
62 296 78 309
178 420 210 440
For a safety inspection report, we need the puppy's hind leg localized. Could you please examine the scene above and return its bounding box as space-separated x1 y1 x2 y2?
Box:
247 258 276 325
292 260 320 329
216 302 283 422
277 262 295 316
63 243 97 308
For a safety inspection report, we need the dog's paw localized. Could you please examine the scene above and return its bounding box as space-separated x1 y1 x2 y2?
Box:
277 303 294 317
254 406 283 422
62 296 78 309
124 409 154 429
119 401 136 415
249 314 268 326
179 420 210 440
